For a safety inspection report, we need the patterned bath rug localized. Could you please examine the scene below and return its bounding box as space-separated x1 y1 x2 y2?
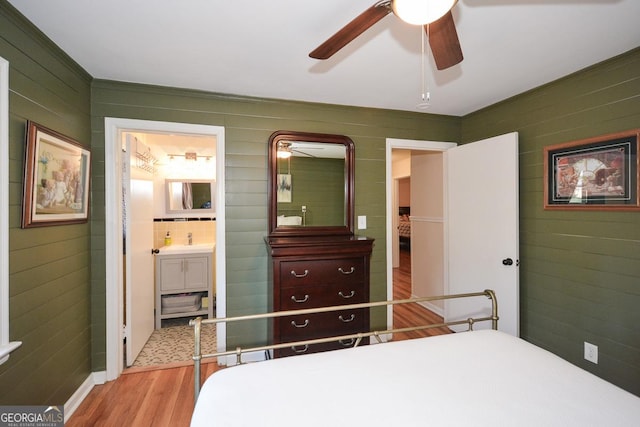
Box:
131 318 217 367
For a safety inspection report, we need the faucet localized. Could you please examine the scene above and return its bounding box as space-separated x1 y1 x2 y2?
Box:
187 232 193 245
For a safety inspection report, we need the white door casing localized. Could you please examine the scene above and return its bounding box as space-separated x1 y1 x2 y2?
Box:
446 132 520 336
105 118 226 380
0 56 21 364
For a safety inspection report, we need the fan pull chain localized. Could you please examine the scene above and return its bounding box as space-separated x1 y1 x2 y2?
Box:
418 25 431 109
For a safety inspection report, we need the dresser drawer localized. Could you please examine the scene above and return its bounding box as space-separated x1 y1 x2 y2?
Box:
277 309 367 341
280 258 365 287
275 339 362 358
267 236 374 359
280 284 366 310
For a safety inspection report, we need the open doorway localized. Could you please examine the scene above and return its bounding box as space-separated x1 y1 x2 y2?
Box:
393 174 412 300
390 151 412 307
122 131 218 368
385 138 456 332
104 118 226 381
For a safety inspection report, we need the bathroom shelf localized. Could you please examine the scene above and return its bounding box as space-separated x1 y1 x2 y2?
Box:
160 309 209 320
154 251 213 329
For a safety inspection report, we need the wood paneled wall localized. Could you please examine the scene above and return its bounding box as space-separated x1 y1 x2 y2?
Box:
0 1 92 405
461 47 640 395
89 80 461 367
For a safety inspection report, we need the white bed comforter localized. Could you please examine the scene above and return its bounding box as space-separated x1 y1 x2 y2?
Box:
191 330 640 426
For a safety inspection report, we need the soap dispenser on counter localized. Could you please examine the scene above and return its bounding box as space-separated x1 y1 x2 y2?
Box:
164 231 172 246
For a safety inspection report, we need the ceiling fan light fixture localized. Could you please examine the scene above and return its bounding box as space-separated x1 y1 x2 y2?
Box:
391 0 457 25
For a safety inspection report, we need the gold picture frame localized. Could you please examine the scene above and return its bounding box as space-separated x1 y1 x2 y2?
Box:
22 121 91 228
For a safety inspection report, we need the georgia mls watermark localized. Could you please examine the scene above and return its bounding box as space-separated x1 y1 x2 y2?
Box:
0 406 63 427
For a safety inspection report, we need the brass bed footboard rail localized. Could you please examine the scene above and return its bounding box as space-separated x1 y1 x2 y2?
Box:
190 289 498 402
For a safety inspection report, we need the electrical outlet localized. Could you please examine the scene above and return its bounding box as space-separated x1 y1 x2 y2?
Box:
584 341 598 364
357 215 367 230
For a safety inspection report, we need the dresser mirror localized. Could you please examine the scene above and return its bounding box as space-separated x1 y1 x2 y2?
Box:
268 131 354 236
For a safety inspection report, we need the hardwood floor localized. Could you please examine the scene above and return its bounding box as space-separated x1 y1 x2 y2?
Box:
66 361 220 427
392 249 452 340
67 248 449 426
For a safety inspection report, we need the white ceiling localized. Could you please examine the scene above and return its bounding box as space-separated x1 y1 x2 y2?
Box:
7 0 640 116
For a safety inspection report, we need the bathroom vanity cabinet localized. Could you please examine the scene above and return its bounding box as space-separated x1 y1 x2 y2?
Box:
154 246 214 329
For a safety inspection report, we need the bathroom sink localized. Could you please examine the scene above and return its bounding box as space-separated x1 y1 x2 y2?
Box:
159 243 215 254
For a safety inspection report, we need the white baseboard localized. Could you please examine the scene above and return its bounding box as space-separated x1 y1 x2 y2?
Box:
64 371 106 422
92 370 107 385
220 350 268 366
370 333 391 344
411 294 444 318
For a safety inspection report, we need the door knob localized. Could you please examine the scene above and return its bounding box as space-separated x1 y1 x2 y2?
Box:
151 248 160 254
502 258 513 266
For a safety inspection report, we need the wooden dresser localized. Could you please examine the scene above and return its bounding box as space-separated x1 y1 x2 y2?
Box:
266 235 374 358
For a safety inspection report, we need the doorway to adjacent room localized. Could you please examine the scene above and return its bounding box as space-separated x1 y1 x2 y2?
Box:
104 118 226 381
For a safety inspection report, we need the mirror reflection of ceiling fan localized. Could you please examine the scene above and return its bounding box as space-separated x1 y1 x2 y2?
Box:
309 0 462 70
277 141 344 159
277 141 322 158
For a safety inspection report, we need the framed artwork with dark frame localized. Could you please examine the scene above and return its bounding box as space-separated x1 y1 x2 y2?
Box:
543 129 639 210
22 121 91 228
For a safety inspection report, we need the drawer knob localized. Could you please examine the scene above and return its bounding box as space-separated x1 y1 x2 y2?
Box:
339 338 355 347
292 345 308 353
291 294 310 303
290 269 309 278
338 314 355 323
291 319 310 328
338 290 355 299
338 267 355 275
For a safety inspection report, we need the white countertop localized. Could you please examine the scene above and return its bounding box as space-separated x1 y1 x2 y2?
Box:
158 243 215 255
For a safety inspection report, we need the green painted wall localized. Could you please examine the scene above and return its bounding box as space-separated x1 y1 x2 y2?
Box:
89 80 461 363
0 1 92 405
461 47 640 395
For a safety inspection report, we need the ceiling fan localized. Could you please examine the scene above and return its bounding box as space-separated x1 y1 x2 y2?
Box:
309 0 463 70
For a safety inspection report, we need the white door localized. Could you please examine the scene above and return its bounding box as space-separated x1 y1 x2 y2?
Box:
124 137 155 366
446 132 520 336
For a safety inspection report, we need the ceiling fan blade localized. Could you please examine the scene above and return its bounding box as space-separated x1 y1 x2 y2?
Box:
309 1 392 60
427 11 463 70
292 149 317 158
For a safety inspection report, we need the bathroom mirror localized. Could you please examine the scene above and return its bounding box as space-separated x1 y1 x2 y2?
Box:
268 130 354 237
166 179 215 213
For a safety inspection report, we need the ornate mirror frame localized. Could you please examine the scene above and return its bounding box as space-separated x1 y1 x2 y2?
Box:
268 130 355 237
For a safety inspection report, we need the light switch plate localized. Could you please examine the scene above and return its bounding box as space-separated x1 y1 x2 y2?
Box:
357 215 366 230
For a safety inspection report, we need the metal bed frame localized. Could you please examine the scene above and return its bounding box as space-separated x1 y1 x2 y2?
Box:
190 289 498 402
